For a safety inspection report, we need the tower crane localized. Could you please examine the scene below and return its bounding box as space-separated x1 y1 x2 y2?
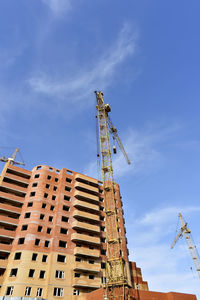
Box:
95 91 131 300
0 148 25 185
171 213 200 279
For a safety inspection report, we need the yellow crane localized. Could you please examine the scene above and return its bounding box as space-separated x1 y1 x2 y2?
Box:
0 148 25 184
171 213 200 279
95 91 131 300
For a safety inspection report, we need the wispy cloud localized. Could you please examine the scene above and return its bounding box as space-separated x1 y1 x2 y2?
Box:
128 205 200 298
84 123 180 179
139 206 200 227
28 24 137 103
42 0 72 17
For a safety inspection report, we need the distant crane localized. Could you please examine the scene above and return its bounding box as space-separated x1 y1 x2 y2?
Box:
95 91 131 300
0 148 25 185
171 213 200 279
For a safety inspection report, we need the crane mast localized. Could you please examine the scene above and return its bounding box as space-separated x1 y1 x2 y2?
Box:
95 91 130 300
171 213 200 279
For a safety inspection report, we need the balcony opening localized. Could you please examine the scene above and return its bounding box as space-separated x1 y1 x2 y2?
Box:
3 177 28 188
75 257 81 262
6 168 30 179
89 260 94 264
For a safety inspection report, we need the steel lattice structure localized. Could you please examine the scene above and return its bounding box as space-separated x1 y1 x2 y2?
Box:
95 91 130 299
171 213 200 280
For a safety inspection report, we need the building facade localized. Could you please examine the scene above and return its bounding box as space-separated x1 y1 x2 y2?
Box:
0 163 148 300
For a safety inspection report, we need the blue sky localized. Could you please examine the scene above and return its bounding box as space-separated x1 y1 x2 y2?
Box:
0 0 200 297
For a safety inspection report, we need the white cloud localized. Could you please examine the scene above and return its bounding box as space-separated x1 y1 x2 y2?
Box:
139 206 200 227
127 205 200 299
84 123 180 179
28 24 137 102
42 0 71 16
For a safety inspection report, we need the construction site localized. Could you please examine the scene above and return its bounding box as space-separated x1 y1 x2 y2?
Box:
0 91 198 300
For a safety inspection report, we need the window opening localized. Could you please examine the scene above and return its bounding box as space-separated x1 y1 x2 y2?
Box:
39 270 45 279
57 255 66 262
14 252 21 260
42 255 47 262
32 253 38 261
24 212 31 218
60 228 68 234
22 224 28 231
25 287 31 296
38 226 42 232
37 288 43 297
10 268 18 277
28 269 35 278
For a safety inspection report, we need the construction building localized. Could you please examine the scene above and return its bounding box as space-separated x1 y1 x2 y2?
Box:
0 162 197 300
0 163 148 300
